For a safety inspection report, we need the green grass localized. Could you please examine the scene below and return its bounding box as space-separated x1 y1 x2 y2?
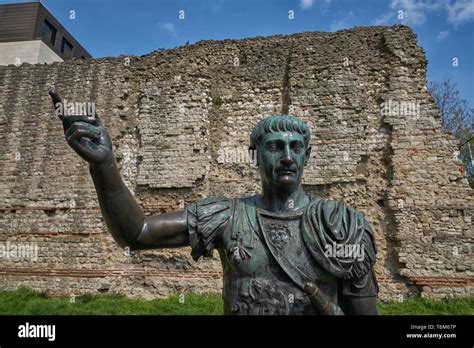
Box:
378 297 474 315
0 287 472 315
0 287 223 315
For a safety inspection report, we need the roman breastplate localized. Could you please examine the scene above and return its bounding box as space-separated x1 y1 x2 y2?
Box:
220 197 337 315
256 207 322 290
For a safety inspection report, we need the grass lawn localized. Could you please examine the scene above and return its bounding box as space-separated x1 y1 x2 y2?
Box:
0 287 472 315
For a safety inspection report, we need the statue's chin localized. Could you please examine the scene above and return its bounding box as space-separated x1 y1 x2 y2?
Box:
275 175 298 190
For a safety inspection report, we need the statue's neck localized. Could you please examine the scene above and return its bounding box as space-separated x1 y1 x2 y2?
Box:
260 185 309 212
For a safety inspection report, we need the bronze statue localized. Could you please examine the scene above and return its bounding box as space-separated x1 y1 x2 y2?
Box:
49 90 379 315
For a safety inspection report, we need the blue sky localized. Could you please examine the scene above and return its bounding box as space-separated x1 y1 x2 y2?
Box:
3 0 474 106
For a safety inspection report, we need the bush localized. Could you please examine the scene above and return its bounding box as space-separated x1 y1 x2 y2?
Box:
212 96 223 107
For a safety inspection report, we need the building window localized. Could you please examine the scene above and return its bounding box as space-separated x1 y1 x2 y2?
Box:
42 19 57 46
60 37 74 58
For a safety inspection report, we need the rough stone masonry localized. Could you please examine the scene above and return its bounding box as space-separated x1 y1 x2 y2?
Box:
0 25 472 301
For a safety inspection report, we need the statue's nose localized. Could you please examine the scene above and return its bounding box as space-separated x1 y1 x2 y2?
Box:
280 145 294 167
280 157 294 167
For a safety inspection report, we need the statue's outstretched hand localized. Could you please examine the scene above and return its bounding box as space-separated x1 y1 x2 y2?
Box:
49 90 113 164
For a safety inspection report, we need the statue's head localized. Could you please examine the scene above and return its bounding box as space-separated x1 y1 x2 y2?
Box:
250 115 311 192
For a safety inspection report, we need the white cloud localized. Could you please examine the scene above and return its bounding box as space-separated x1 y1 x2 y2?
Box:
300 0 314 9
373 0 474 27
373 12 396 25
159 22 175 33
320 0 332 14
447 0 474 26
390 0 444 26
436 30 450 40
199 0 227 13
330 11 354 31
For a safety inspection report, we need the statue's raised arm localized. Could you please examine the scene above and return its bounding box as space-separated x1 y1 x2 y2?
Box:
49 90 189 250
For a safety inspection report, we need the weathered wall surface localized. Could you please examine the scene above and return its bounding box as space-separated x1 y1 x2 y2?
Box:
0 25 472 301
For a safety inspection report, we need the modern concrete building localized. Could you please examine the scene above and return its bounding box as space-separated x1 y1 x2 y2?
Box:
0 1 91 65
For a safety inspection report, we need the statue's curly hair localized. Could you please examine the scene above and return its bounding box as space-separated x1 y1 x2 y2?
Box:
249 115 311 150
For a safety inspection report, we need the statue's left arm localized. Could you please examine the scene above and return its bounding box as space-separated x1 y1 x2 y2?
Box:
337 213 380 315
341 296 379 315
302 198 380 315
337 269 379 315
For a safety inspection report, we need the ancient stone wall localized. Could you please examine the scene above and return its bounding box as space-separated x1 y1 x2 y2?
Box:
0 25 472 301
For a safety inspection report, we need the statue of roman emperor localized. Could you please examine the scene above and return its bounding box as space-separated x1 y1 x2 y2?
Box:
49 90 379 315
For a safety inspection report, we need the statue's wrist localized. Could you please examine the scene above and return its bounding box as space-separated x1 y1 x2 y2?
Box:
89 154 117 174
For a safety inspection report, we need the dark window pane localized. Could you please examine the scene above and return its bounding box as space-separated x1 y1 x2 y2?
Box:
42 19 57 46
60 38 74 58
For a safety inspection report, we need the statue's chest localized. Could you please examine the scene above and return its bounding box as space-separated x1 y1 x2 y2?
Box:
217 203 337 315
219 203 334 286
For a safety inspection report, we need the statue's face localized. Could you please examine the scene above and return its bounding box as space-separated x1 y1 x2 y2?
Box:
257 131 311 192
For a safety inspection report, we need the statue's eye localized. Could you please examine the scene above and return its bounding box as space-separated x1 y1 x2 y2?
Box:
292 142 303 153
266 142 278 151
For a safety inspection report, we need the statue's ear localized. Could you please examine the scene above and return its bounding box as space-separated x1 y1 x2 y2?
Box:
304 146 312 166
249 147 258 167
